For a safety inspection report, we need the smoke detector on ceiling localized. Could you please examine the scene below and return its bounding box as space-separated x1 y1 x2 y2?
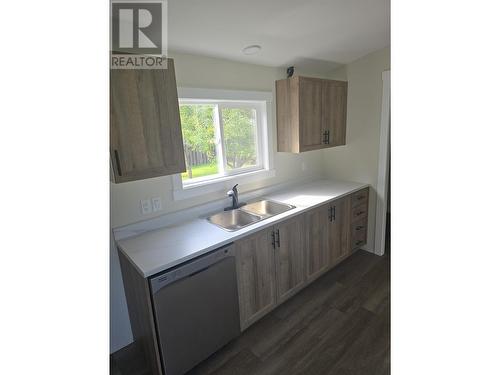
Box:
242 45 262 55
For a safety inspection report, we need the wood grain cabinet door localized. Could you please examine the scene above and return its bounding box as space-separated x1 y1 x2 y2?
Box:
235 228 277 330
274 215 306 304
110 58 186 183
329 197 351 267
299 77 323 152
322 80 348 147
304 204 330 281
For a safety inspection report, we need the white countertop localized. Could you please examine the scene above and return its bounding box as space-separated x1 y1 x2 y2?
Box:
117 179 368 277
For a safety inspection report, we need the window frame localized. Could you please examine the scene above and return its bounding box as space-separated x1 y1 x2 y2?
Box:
172 88 275 201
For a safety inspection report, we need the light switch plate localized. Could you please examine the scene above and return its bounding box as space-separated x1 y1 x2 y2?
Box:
152 197 162 212
140 199 152 214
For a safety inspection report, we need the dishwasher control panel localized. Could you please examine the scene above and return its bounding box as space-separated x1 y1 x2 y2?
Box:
149 244 235 294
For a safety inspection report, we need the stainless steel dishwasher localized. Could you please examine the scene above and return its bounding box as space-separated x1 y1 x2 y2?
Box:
149 244 240 375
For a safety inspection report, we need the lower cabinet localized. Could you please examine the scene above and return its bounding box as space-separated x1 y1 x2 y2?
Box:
235 227 277 330
274 215 306 304
304 197 352 280
304 205 330 281
235 214 307 330
329 196 351 266
235 188 370 330
350 187 369 251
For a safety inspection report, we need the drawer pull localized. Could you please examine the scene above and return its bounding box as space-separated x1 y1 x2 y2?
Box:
356 225 364 230
357 196 364 200
276 229 281 248
356 240 364 246
356 211 365 216
271 231 276 249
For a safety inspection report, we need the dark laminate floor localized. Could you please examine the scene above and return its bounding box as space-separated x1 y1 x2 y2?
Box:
112 248 390 375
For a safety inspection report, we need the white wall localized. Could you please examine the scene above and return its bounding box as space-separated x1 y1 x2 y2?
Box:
110 52 330 352
323 47 390 253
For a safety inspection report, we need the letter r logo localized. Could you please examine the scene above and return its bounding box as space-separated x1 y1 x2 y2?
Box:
112 2 162 54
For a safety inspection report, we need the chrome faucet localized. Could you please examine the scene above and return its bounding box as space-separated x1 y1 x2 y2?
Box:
224 184 245 210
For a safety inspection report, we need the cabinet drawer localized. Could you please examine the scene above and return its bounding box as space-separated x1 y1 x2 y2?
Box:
351 218 367 249
352 220 367 235
351 203 368 221
351 188 369 208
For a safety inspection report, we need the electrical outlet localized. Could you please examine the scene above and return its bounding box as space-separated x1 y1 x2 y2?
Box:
152 197 162 212
140 199 152 214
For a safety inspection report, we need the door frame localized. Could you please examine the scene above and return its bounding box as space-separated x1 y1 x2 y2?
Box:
374 70 390 256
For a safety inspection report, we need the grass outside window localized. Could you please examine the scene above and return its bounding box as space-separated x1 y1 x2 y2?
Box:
181 163 218 180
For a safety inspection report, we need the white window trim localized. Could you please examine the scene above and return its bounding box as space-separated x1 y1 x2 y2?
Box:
172 88 275 201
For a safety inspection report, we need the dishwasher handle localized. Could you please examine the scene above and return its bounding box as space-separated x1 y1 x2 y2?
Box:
150 244 235 295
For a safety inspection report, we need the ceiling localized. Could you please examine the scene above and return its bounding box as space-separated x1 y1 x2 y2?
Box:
167 0 390 71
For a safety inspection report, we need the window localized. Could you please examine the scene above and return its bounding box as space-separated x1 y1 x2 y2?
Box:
179 102 261 184
172 88 273 199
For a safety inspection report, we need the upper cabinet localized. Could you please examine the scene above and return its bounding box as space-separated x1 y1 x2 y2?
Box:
276 76 348 153
322 79 348 147
110 58 186 183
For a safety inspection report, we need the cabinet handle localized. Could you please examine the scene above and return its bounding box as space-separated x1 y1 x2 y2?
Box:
114 150 122 176
357 195 364 201
328 206 337 222
356 240 364 246
276 229 281 248
327 130 330 144
322 131 329 144
356 225 364 230
356 211 365 216
271 231 276 249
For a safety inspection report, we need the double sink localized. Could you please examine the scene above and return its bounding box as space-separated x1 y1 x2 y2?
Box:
207 200 295 231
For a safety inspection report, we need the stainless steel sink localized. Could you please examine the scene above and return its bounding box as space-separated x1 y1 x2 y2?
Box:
207 199 296 231
241 200 295 218
207 209 262 231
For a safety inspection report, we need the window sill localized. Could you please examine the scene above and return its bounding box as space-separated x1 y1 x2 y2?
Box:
172 168 276 201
